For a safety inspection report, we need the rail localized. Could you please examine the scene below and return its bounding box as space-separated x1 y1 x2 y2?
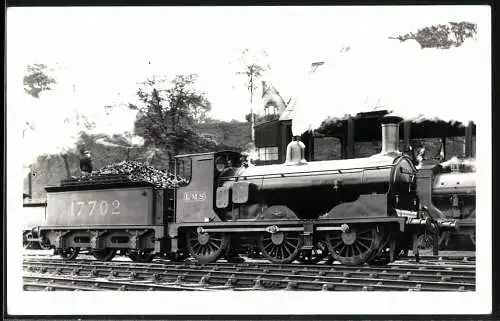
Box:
23 256 475 292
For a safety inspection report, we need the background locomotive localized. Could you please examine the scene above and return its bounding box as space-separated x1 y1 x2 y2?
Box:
34 117 455 266
416 156 476 249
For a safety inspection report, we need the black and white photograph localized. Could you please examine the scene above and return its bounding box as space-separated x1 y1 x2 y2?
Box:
6 5 492 316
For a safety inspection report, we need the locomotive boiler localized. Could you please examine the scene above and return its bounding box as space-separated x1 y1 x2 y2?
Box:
215 120 417 222
36 116 451 266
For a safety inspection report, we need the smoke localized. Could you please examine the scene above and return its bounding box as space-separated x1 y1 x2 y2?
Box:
290 34 488 136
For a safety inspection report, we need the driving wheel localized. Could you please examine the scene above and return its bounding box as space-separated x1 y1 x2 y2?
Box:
258 231 302 264
326 226 381 266
186 229 229 264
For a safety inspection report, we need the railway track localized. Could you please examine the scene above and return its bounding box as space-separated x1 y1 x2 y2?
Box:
23 255 475 292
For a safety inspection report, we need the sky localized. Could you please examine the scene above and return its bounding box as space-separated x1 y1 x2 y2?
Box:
7 5 490 163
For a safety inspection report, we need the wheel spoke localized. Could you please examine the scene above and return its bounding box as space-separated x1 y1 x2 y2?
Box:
192 242 201 252
357 240 371 250
282 242 292 256
353 243 363 256
270 246 277 257
279 246 284 259
206 242 215 252
284 240 297 249
208 240 219 249
264 241 274 251
332 241 343 249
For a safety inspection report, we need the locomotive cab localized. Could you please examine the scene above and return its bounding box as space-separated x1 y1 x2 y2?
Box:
174 150 242 223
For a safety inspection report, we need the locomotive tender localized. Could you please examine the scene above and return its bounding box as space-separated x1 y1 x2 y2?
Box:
36 117 457 265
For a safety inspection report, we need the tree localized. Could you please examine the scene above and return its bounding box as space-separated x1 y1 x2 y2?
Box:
233 48 271 142
23 64 57 98
132 74 215 167
389 21 477 49
21 63 142 179
22 64 57 138
245 112 258 123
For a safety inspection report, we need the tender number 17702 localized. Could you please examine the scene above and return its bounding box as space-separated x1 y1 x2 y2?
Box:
69 200 121 216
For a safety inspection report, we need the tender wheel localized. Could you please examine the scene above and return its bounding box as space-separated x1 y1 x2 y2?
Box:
297 240 329 264
59 247 80 260
326 226 381 266
128 250 155 263
92 249 117 261
38 239 51 250
258 231 302 264
186 229 229 264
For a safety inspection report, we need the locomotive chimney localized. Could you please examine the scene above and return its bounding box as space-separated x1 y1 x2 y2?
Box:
381 116 403 155
284 136 308 166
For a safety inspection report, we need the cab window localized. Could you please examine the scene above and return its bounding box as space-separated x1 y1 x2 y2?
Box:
175 157 192 185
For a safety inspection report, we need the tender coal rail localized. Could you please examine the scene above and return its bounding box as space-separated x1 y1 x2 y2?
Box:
23 257 475 292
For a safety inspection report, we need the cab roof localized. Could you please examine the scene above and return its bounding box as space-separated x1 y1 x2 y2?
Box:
174 150 241 158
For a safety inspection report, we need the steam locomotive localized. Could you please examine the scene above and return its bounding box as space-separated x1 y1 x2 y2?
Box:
30 116 464 266
416 156 476 249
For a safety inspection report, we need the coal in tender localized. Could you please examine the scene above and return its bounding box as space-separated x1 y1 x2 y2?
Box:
89 161 187 188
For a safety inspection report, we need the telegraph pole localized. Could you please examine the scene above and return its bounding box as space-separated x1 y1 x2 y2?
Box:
250 73 255 142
